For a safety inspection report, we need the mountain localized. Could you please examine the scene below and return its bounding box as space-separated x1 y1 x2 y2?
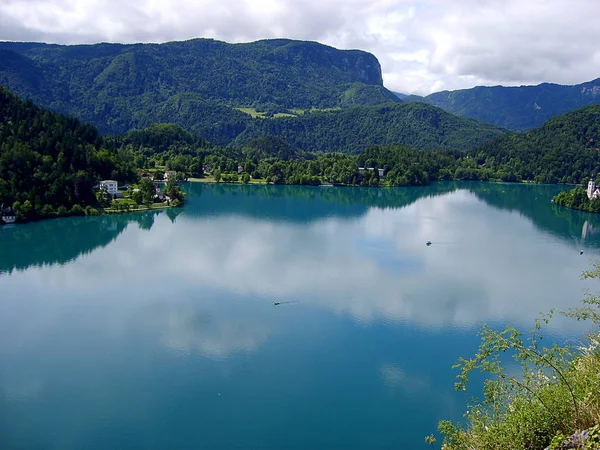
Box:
406 79 600 131
0 38 400 135
392 91 411 100
0 86 136 218
468 104 600 184
233 102 508 153
110 123 212 153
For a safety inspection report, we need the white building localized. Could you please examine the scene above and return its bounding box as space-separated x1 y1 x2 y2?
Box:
100 180 118 195
587 179 600 200
164 170 177 180
1 207 16 224
378 168 385 177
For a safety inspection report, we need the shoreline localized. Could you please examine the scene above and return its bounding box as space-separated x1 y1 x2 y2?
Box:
187 176 584 189
1 201 183 226
1 179 583 226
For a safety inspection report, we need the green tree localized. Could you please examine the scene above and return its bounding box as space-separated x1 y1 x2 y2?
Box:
138 178 156 205
165 177 185 204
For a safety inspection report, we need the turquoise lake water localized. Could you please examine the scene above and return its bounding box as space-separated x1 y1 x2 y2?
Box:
1 181 600 449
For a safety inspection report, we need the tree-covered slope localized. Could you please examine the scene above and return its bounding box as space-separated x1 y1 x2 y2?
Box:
408 78 600 131
233 102 508 153
0 38 400 135
468 104 600 183
0 86 136 217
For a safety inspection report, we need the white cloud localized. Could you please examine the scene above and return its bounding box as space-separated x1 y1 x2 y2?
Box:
0 187 594 353
1 0 599 94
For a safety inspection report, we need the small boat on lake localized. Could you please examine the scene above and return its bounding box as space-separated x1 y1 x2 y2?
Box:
426 241 432 246
274 301 280 306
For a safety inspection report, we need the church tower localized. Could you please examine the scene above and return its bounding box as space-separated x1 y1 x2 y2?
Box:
588 178 597 199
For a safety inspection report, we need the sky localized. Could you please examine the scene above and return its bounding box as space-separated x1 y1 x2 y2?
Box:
0 0 599 95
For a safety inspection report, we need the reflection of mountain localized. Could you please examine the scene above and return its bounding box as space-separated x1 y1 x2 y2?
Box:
184 183 458 222
0 210 175 274
462 182 600 248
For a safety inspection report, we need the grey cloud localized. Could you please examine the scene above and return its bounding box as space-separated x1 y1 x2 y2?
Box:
1 0 600 93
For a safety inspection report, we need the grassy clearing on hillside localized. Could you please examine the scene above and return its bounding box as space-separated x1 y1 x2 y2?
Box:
236 107 341 119
235 107 267 118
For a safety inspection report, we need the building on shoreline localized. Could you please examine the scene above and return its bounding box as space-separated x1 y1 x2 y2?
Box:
1 203 16 224
100 180 118 195
587 179 600 200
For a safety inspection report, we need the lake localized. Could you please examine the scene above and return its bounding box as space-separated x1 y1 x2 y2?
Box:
1 181 600 449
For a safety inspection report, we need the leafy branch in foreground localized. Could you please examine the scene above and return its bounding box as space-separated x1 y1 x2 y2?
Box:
435 264 600 450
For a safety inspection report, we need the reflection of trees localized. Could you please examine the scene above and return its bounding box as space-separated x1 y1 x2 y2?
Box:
165 207 184 224
186 182 459 223
464 182 600 248
0 211 161 274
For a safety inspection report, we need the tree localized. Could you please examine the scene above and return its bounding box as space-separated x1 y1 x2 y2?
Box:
138 178 156 205
214 168 221 183
242 173 251 184
165 177 185 203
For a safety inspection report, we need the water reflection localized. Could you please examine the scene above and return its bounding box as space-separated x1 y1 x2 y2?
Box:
138 301 270 358
0 210 180 274
2 182 600 450
2 183 598 334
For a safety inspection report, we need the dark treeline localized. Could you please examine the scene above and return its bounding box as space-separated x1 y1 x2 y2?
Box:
108 105 600 189
465 105 600 184
4 86 600 224
0 86 137 221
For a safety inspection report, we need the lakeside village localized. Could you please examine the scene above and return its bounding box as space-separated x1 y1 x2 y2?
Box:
0 163 387 225
95 169 185 212
0 170 186 225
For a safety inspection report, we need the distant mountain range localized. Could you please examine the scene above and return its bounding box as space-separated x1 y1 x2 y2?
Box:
0 38 511 153
399 79 600 131
2 36 599 149
0 38 400 136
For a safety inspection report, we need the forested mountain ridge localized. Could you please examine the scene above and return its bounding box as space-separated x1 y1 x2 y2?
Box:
0 38 400 135
405 78 600 131
233 102 508 153
466 104 600 184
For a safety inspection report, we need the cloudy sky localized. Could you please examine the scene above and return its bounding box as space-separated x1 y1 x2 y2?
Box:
0 0 599 94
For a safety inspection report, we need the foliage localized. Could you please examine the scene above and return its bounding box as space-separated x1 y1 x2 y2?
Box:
436 265 600 450
164 177 185 204
0 86 137 222
234 102 508 153
0 38 397 136
135 178 156 206
553 188 600 213
466 105 600 185
111 103 600 191
410 78 600 131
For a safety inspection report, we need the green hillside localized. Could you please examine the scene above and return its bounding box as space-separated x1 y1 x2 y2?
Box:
407 78 600 131
0 38 400 135
233 102 508 153
468 104 600 184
